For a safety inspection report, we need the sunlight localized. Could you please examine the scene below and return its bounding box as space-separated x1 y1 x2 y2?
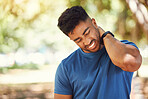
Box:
136 10 145 24
23 0 40 20
14 0 24 4
0 0 147 98
129 0 137 13
139 4 148 22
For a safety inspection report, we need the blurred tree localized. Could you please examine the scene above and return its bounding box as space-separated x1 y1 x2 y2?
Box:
0 0 147 53
125 0 148 44
0 0 67 53
67 0 148 44
0 0 24 53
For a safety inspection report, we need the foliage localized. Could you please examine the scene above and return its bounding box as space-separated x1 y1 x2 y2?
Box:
0 0 67 54
66 0 148 45
0 0 147 54
0 0 147 69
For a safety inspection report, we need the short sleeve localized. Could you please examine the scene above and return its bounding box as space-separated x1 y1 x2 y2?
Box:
121 40 139 50
121 40 137 74
54 62 72 95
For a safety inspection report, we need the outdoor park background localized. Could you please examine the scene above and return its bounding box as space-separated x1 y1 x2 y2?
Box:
0 0 148 99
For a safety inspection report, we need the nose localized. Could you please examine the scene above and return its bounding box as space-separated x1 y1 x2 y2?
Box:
83 37 91 46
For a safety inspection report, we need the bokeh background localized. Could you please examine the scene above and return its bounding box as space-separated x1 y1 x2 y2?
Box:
0 0 148 99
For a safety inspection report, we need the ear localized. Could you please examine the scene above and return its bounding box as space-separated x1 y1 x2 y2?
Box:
91 18 98 28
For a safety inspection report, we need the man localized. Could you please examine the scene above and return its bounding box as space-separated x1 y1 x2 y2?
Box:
54 6 142 99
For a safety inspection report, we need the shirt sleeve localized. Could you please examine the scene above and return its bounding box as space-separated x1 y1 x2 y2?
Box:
54 62 72 95
120 40 139 50
120 40 138 73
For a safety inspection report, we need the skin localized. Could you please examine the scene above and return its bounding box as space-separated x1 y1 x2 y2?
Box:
54 17 142 99
54 94 72 99
68 18 104 53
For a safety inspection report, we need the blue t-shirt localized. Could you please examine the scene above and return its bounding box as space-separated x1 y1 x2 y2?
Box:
54 40 138 99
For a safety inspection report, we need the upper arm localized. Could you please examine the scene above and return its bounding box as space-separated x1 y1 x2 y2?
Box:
123 44 142 72
54 93 72 99
122 41 142 72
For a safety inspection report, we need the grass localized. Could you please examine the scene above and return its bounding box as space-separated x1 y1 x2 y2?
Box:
0 63 39 74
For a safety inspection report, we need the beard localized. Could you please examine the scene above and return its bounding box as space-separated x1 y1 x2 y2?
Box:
81 28 102 53
82 39 100 53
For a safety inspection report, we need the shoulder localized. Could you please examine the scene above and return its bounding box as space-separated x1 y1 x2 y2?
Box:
57 48 80 72
62 49 80 66
55 49 80 82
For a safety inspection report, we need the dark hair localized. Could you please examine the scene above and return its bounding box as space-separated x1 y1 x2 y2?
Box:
57 6 89 36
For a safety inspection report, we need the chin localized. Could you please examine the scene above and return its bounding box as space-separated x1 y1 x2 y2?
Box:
91 46 100 52
86 48 99 53
91 49 99 53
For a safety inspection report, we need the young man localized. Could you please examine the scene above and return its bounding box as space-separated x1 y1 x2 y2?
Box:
54 6 142 99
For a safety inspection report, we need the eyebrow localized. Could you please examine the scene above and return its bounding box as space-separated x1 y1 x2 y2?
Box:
73 27 89 41
83 27 89 35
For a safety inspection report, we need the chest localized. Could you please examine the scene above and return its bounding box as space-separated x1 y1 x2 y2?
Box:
69 58 112 91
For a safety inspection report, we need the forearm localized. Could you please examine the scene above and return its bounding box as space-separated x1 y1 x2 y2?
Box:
103 34 142 72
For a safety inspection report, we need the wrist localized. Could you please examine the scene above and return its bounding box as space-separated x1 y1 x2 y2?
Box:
100 31 114 45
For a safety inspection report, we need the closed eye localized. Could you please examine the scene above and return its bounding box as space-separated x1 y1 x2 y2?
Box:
85 30 90 36
74 38 81 43
76 39 81 43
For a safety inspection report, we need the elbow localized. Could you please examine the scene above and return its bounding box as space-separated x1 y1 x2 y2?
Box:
124 60 141 72
123 54 142 72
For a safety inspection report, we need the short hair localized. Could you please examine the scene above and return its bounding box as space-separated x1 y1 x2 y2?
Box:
57 6 89 36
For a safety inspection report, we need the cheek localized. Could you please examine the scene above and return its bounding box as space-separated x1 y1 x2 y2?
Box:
77 43 83 47
90 28 99 37
76 43 85 49
93 30 100 40
90 32 99 40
